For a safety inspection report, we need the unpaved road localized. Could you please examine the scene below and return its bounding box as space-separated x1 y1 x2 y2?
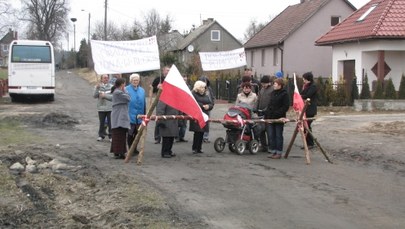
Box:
1 70 404 228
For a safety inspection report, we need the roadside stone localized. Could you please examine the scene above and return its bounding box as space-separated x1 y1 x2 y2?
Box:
26 156 37 165
26 164 38 173
10 162 25 172
37 162 50 170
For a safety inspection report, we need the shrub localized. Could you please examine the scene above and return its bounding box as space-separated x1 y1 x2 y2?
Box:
332 77 348 106
373 80 384 99
384 78 397 99
398 73 405 99
323 77 335 106
359 73 371 99
350 77 359 105
316 77 327 106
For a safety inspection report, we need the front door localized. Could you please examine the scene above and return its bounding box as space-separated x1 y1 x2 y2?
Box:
343 60 355 94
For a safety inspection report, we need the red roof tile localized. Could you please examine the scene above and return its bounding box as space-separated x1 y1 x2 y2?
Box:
244 0 355 49
316 0 405 45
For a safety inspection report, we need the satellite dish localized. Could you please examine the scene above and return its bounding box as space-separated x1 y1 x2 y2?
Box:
187 45 194 53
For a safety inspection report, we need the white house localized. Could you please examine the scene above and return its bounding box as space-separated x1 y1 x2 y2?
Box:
316 0 405 91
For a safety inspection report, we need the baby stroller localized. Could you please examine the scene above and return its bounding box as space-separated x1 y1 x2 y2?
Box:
214 103 262 155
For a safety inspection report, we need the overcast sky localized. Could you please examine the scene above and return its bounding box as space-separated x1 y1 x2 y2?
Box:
67 0 369 49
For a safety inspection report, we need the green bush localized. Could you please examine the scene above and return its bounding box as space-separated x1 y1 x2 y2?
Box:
373 80 384 99
316 77 328 106
332 77 348 106
398 74 405 99
350 77 359 105
384 78 397 99
323 77 335 106
359 73 371 99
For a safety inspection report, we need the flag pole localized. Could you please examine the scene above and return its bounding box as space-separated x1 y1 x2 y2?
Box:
124 88 162 164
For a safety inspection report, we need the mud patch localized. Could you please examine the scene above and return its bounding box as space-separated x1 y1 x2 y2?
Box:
361 121 405 135
330 147 405 175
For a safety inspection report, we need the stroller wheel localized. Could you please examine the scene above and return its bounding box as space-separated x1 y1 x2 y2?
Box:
214 137 226 153
248 139 259 154
228 143 236 153
235 140 246 155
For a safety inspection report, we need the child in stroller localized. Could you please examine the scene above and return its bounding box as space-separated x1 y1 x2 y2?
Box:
214 103 263 154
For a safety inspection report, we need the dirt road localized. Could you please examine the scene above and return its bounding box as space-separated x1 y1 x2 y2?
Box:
1 70 404 228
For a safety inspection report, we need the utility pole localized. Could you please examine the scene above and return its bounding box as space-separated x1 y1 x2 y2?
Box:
82 9 91 43
104 0 107 40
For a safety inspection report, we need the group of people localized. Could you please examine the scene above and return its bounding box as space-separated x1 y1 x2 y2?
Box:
93 65 216 159
235 68 318 159
93 65 317 160
151 66 215 158
93 73 146 159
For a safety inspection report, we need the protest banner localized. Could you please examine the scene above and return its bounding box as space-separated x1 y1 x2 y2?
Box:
199 48 246 71
91 36 160 74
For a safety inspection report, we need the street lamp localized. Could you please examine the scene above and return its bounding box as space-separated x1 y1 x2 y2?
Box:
70 17 77 51
81 9 91 43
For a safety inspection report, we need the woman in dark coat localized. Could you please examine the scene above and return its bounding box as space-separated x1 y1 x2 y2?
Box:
110 78 131 159
300 72 318 148
156 101 180 158
265 78 290 159
189 80 214 154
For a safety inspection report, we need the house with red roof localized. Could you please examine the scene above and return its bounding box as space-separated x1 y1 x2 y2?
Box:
316 0 405 91
244 0 356 79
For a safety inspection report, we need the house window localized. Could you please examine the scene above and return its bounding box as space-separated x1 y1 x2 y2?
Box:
211 30 220 41
331 16 340 26
357 4 378 22
273 48 278 66
2 44 8 52
261 49 265 67
251 50 255 67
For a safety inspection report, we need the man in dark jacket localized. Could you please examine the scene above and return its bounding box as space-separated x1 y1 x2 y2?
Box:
256 75 273 152
152 66 170 144
156 100 180 158
300 72 318 149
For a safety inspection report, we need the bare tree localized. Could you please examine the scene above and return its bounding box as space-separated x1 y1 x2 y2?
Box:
0 0 19 34
20 0 69 44
91 21 140 41
243 19 267 43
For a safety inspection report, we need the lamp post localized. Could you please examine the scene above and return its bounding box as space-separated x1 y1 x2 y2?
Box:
70 17 77 68
70 17 77 51
81 10 91 43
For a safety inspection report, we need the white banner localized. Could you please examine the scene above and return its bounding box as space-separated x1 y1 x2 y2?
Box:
199 47 246 71
91 36 160 74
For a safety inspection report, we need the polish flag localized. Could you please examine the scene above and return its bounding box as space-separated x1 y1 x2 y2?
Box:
160 65 209 128
293 73 305 113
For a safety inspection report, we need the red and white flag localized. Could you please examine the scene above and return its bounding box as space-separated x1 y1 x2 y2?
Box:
160 65 209 128
293 73 305 113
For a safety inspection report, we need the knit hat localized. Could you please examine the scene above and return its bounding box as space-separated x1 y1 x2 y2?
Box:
260 75 270 83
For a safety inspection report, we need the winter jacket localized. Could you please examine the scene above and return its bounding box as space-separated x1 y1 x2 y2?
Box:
300 82 318 117
265 88 290 119
189 91 214 132
125 84 146 124
235 91 257 110
156 101 180 137
256 86 273 114
93 83 113 111
111 88 131 129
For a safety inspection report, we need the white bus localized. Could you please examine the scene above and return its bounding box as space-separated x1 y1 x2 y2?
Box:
8 40 55 101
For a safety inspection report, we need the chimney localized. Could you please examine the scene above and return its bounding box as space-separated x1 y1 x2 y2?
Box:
202 18 214 25
301 0 305 3
13 31 18 40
